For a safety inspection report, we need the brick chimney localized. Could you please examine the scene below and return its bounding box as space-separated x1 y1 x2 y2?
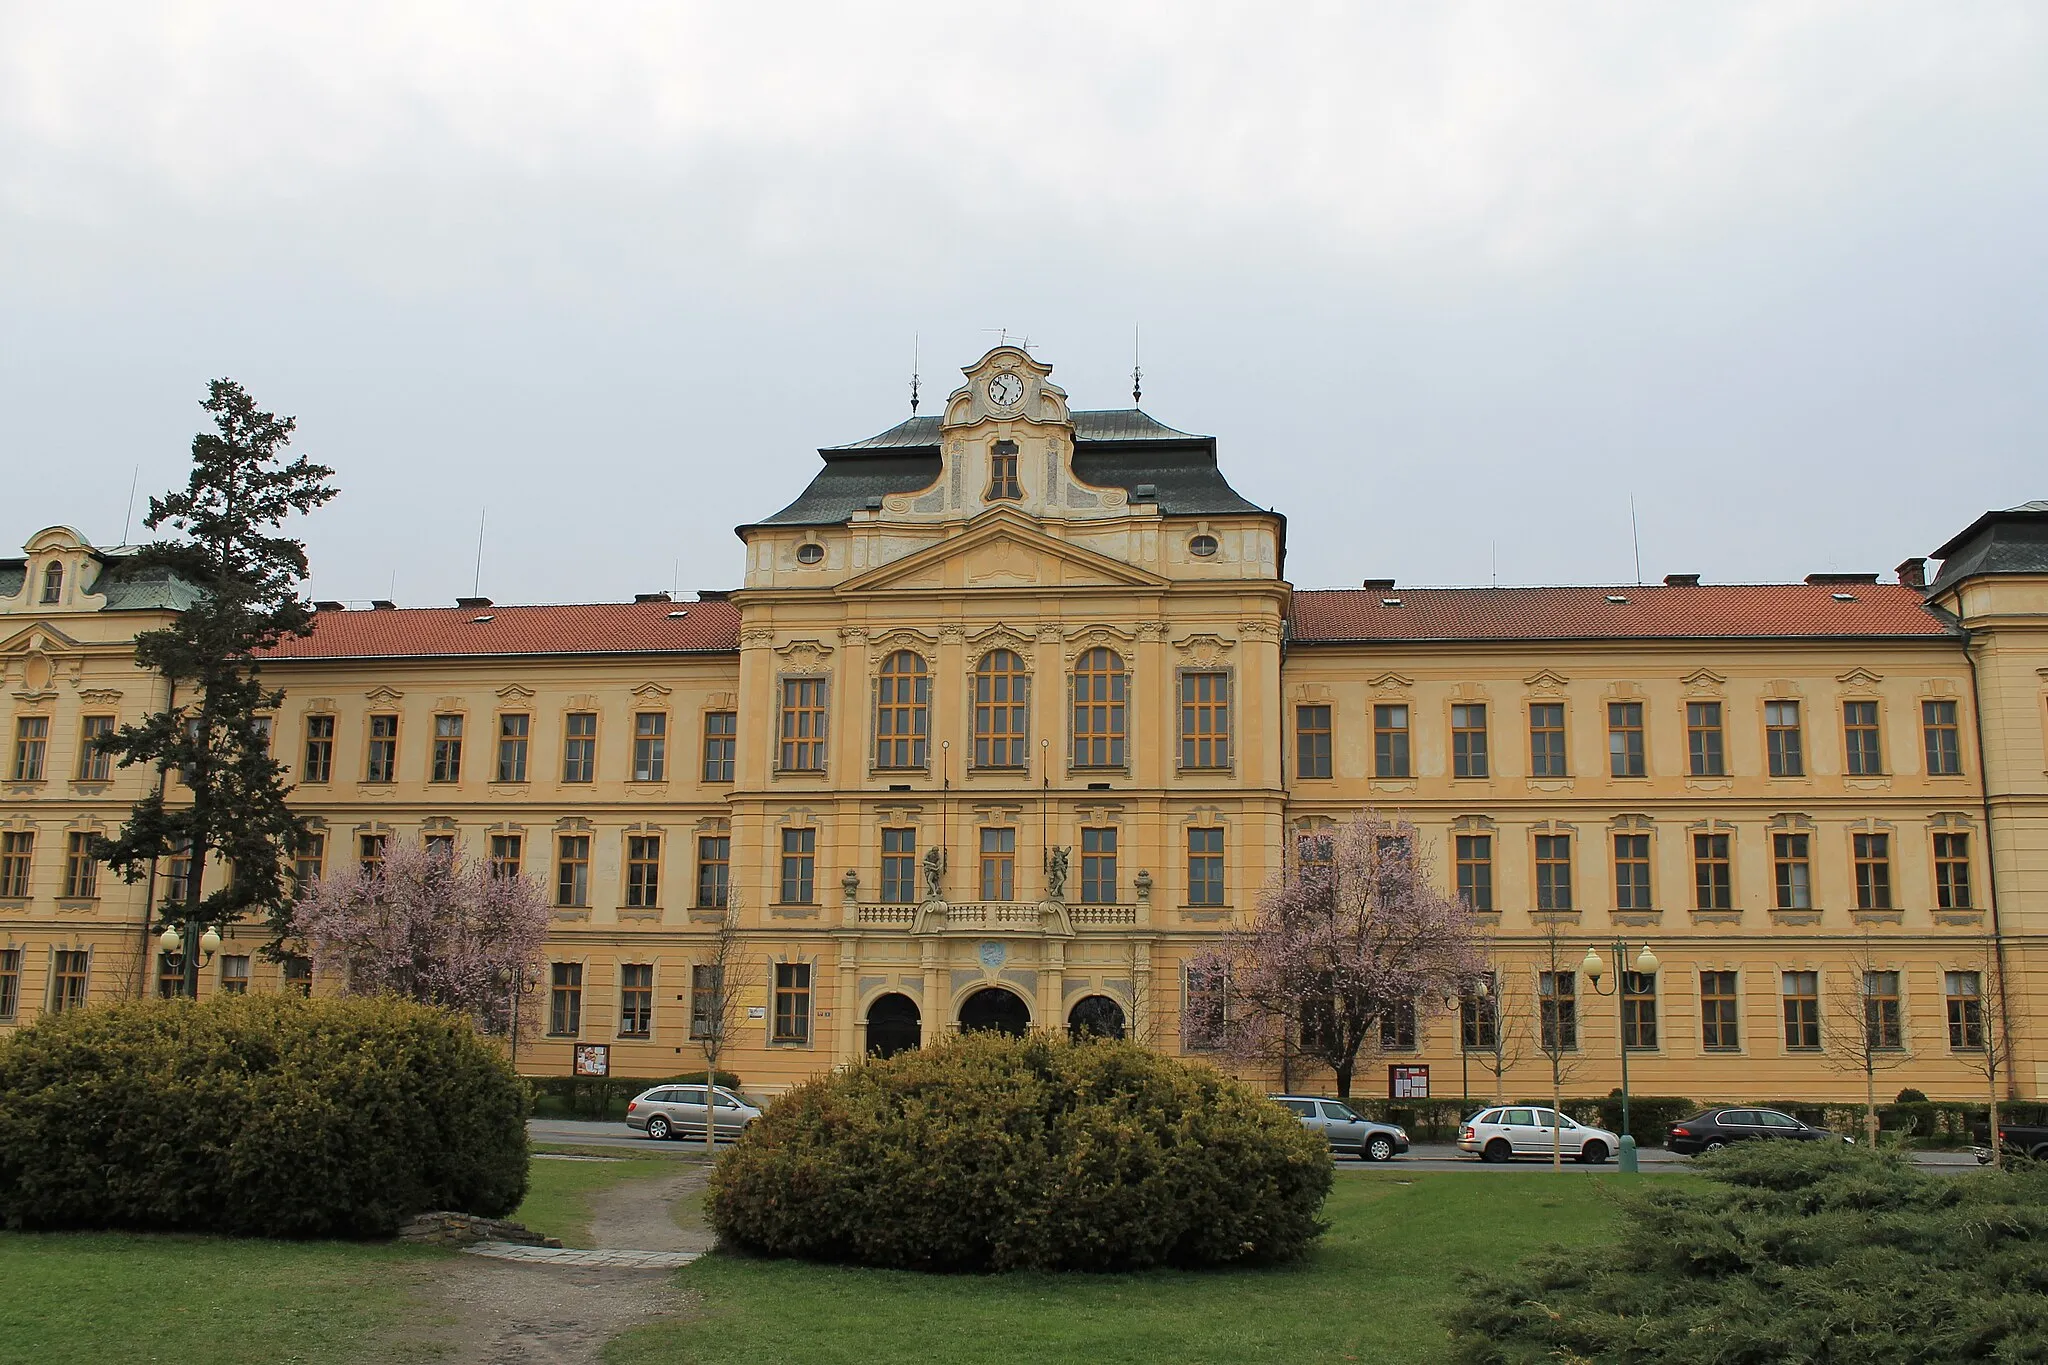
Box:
1895 557 1928 590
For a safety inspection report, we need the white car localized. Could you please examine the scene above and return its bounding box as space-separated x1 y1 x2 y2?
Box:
1458 1105 1618 1164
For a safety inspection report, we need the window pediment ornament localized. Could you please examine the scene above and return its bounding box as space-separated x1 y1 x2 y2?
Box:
1680 668 1727 694
1687 817 1737 834
1523 669 1570 692
77 688 123 705
434 696 466 711
1767 812 1814 831
1172 632 1236 668
495 684 533 701
1291 682 1333 702
1363 671 1413 693
968 624 1035 660
1237 619 1282 641
868 627 938 653
1450 814 1496 832
631 682 672 700
1062 624 1135 665
364 686 403 704
1609 813 1655 831
773 637 835 668
1836 667 1884 690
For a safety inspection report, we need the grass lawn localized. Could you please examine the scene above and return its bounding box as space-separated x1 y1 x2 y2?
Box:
610 1173 1623 1365
515 1146 699 1247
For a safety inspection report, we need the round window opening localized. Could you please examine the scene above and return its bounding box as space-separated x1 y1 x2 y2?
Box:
796 543 825 564
1189 534 1219 558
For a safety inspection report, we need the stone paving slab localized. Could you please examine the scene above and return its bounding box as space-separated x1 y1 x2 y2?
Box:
464 1241 701 1269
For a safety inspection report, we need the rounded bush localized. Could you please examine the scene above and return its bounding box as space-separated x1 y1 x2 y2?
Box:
0 994 529 1237
708 1032 1332 1271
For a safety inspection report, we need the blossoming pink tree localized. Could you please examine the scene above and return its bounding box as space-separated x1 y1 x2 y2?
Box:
1186 812 1486 1100
291 839 549 1039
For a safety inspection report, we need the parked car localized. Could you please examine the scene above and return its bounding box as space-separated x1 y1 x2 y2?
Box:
1458 1106 1617 1164
625 1084 761 1142
1666 1108 1848 1155
1271 1095 1410 1161
1977 1121 2048 1164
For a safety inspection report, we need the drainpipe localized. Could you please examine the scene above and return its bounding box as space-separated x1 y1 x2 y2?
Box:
1961 635 2015 1098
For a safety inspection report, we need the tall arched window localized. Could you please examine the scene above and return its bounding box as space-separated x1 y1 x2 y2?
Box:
875 651 929 769
1071 647 1127 768
973 650 1029 768
39 560 63 604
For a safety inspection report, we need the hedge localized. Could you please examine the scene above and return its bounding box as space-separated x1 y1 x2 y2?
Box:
709 1032 1332 1272
530 1070 743 1120
0 995 528 1237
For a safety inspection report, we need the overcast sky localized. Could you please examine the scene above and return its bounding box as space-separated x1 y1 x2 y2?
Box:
4 3 2044 605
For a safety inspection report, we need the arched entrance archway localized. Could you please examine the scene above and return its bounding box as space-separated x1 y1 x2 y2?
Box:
958 986 1031 1037
865 993 921 1058
1067 995 1127 1041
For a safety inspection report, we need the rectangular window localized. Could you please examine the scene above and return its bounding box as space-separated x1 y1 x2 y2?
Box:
358 832 386 875
1179 672 1230 769
986 439 1022 501
1451 704 1488 778
1607 702 1644 778
1461 975 1498 1049
690 964 722 1039
63 832 97 898
1187 827 1226 906
879 828 918 904
290 830 325 889
562 712 597 783
1372 704 1410 778
488 833 521 879
1782 971 1820 1049
1946 970 1984 1050
424 833 456 862
282 957 312 996
495 714 529 782
773 962 812 1043
1530 703 1567 777
0 947 20 1022
1534 834 1572 912
365 714 398 783
1380 1000 1417 1051
302 714 335 783
1844 700 1884 775
1455 834 1493 912
556 834 590 907
1923 700 1962 775
703 711 737 782
51 949 89 1013
632 712 667 782
979 827 1016 901
1183 963 1229 1051
252 715 273 754
1773 833 1812 910
220 954 250 995
780 828 815 904
779 680 828 771
1622 971 1658 1049
1700 970 1740 1050
697 835 731 908
1613 833 1652 912
625 835 660 908
1864 970 1903 1049
1687 702 1725 777
1071 651 1125 769
13 716 48 781
1539 970 1577 1050
77 715 115 781
1080 827 1117 904
1934 832 1972 909
1854 833 1892 911
156 948 185 999
1765 701 1804 777
1294 705 1332 779
548 962 582 1036
1693 833 1732 911
0 831 33 898
430 714 463 783
619 962 653 1038
164 838 195 903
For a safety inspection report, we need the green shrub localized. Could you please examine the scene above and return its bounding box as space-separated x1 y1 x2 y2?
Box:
1448 1140 2048 1363
0 995 528 1237
709 1032 1331 1272
1897 1087 1929 1104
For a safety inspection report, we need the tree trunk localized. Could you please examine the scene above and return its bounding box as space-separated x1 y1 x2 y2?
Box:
1864 1062 1879 1146
1551 1060 1564 1171
1989 1082 2003 1172
703 1039 719 1156
1333 1056 1353 1100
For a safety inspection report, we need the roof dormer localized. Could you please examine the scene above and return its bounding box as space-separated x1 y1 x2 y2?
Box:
4 527 107 616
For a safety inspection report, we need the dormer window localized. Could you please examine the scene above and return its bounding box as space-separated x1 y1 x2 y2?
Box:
796 543 825 565
987 440 1022 501
39 561 62 604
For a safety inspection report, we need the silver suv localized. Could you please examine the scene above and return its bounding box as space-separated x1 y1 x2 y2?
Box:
1458 1106 1616 1164
625 1084 760 1143
1271 1095 1410 1161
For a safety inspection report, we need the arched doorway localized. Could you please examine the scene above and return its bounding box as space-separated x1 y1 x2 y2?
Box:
1068 995 1127 1041
958 986 1031 1037
865 993 921 1059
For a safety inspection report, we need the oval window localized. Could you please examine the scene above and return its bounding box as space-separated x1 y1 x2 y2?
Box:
1189 534 1219 558
796 543 825 564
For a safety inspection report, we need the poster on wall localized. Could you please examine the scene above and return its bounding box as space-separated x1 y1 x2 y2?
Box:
1389 1064 1429 1099
572 1044 611 1078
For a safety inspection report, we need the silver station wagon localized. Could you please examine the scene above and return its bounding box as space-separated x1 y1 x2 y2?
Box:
1271 1095 1411 1162
624 1085 761 1142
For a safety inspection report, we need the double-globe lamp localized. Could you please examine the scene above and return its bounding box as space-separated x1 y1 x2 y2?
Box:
1581 941 1660 1172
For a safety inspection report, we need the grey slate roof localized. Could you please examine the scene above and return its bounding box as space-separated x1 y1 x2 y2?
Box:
753 407 1263 529
1928 500 2048 595
0 552 205 611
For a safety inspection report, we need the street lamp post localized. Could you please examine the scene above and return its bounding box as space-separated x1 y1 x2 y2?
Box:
157 921 221 997
1581 940 1659 1172
1447 974 1491 1116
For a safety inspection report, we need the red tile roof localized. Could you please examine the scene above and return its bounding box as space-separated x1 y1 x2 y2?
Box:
1288 584 1954 644
263 599 742 661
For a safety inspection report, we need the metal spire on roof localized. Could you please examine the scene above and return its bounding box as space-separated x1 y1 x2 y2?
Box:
909 333 920 414
1132 324 1143 406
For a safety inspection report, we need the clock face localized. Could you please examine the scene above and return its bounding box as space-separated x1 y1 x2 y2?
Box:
987 373 1024 408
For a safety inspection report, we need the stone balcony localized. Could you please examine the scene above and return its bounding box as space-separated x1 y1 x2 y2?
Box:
847 900 1145 934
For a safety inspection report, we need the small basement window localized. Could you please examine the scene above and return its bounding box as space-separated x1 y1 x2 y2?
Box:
1189 534 1218 558
796 544 825 565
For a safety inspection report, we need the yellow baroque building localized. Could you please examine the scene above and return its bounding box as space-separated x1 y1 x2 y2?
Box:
3 345 2046 1107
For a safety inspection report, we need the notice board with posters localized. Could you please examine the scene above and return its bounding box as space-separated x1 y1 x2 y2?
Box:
1389 1064 1429 1099
572 1043 611 1077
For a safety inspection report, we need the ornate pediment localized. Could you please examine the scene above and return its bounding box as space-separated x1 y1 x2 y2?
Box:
1523 668 1571 692
1836 668 1883 690
364 686 404 704
837 509 1168 595
1680 668 1728 694
1063 624 1137 665
631 682 673 700
772 638 835 669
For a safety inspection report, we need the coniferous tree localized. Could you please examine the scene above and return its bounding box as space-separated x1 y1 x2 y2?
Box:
95 380 337 995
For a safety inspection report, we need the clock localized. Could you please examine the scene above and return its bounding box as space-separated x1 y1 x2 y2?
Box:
987 373 1024 408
